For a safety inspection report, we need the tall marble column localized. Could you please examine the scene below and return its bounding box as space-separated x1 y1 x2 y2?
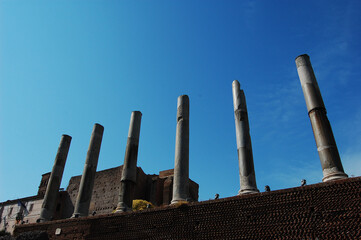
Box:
232 80 259 194
171 95 190 203
38 134 72 222
72 123 104 217
116 111 142 212
295 54 347 182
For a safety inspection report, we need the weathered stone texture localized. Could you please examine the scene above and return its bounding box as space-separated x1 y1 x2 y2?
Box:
172 95 190 203
72 124 104 217
39 135 71 222
116 111 143 212
295 54 348 182
232 80 259 194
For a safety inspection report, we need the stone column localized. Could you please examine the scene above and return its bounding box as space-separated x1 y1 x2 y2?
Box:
295 54 348 182
232 80 259 194
72 123 104 217
115 111 142 212
38 135 72 222
171 95 190 204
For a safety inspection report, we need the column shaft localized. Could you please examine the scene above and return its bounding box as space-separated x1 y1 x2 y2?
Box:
171 95 190 203
295 54 347 182
72 123 104 217
38 135 71 222
232 80 259 194
116 111 142 212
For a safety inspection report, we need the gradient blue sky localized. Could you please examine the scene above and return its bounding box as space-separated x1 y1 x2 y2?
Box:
1 0 361 202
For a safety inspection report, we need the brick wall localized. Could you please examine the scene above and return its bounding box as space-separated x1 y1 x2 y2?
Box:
66 166 150 216
14 177 361 239
65 166 199 217
37 173 51 197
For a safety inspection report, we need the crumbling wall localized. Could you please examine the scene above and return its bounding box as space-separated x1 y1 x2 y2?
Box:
66 167 124 216
65 166 190 216
37 173 51 197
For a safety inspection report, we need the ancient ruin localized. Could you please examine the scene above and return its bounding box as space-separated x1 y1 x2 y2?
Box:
1 54 358 239
232 80 259 194
171 95 190 204
295 54 348 182
116 111 142 212
72 124 104 217
0 166 199 234
38 135 72 222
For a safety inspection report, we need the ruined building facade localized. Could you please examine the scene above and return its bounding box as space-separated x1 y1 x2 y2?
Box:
0 166 199 234
66 166 198 216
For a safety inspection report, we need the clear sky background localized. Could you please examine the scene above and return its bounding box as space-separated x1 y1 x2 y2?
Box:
1 0 361 203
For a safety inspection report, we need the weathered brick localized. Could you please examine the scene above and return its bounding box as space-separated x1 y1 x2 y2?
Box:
14 177 361 239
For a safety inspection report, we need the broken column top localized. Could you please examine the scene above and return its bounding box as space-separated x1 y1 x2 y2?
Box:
94 123 104 132
92 123 104 143
177 95 189 121
232 80 247 112
295 54 311 67
128 111 142 139
62 134 72 139
232 79 241 87
295 54 325 113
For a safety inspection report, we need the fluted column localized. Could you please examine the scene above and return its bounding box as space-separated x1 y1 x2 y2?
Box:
295 54 347 182
38 134 72 222
171 95 190 204
232 80 259 194
72 123 104 217
116 111 142 212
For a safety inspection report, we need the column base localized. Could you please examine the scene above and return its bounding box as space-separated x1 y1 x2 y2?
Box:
322 171 348 182
238 188 259 195
71 213 86 218
36 218 46 223
170 198 189 205
114 202 132 213
38 208 52 222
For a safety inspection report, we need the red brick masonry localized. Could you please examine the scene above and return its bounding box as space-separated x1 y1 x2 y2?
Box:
14 177 361 239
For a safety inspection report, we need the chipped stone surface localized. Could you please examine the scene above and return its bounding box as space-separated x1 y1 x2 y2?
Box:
172 95 190 204
72 124 104 217
117 111 142 212
39 135 72 222
296 54 348 182
232 80 259 194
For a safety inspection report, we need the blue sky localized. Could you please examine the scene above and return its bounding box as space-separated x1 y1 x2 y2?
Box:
1 0 361 203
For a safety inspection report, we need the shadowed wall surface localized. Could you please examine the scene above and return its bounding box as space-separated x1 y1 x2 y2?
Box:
66 166 198 217
14 177 361 239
